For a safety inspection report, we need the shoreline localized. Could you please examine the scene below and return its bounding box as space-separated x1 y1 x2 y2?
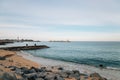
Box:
19 51 120 80
0 50 119 80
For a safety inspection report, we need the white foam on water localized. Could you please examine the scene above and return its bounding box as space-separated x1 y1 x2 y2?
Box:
17 51 120 80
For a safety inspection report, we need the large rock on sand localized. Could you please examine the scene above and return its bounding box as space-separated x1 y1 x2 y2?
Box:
90 73 107 80
0 72 17 80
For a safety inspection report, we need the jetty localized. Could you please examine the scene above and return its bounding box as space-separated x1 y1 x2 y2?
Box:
0 45 49 51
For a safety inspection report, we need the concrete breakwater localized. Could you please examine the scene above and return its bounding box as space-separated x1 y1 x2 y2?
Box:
0 41 14 45
0 45 49 51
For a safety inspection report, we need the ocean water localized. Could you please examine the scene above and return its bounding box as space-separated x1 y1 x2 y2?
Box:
1 41 120 69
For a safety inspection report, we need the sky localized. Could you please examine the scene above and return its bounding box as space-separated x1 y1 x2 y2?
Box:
0 0 120 41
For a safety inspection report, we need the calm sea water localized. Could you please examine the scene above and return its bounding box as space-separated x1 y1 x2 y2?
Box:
1 41 120 69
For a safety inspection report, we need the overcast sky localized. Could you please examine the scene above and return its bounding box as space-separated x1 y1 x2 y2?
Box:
0 0 120 41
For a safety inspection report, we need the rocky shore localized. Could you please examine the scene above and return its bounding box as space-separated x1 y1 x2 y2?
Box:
0 50 107 80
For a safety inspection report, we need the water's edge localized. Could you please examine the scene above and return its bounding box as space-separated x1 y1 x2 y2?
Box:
17 51 120 80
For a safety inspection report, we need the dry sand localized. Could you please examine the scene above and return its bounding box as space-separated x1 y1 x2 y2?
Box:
0 50 39 72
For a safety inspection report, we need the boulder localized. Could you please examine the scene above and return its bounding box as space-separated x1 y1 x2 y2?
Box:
29 69 36 73
30 67 40 72
54 75 64 80
8 66 17 71
1 72 17 80
58 67 64 70
35 78 44 80
44 73 56 80
58 71 68 78
23 73 37 80
0 57 5 60
90 73 107 80
15 68 23 75
20 67 30 74
37 72 47 78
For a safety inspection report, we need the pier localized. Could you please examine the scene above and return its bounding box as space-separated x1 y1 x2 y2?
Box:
0 45 49 51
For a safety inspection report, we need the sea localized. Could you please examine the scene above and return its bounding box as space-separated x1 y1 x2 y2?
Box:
1 41 120 80
0 41 120 70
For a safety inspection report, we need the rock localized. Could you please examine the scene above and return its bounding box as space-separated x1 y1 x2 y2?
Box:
58 67 64 70
0 56 5 60
58 71 68 78
44 73 56 80
37 72 47 78
29 69 36 73
90 73 106 80
39 67 47 72
54 75 64 80
20 67 30 74
1 72 17 80
72 70 80 76
8 66 17 71
15 68 23 75
23 73 37 80
35 78 44 80
30 67 39 72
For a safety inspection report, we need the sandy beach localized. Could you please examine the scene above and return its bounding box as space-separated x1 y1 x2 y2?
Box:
0 49 118 80
0 50 39 71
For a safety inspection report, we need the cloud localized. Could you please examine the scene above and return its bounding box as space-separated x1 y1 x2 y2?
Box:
1 0 120 26
0 0 120 41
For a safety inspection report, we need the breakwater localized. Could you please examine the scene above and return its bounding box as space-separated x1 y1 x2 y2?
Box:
0 45 49 51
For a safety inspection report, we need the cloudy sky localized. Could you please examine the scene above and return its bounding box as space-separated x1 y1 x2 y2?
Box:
0 0 120 41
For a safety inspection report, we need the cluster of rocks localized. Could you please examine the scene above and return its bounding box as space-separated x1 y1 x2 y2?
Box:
0 66 107 80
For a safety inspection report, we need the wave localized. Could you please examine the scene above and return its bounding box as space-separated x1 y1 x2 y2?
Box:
19 50 120 71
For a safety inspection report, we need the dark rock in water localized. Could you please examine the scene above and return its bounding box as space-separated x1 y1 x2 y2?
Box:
58 67 64 70
99 64 106 69
23 73 37 80
1 72 17 80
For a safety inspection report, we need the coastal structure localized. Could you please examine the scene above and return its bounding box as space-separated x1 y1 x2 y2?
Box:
0 45 49 51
